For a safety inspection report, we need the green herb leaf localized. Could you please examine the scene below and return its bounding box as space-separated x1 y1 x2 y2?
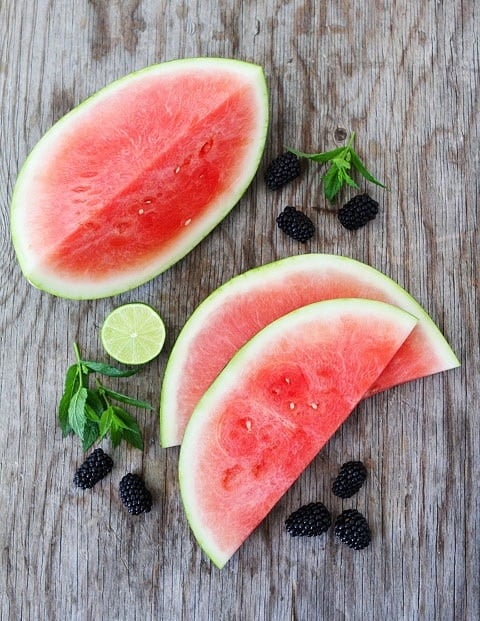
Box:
287 145 346 163
119 427 144 450
100 386 154 410
344 172 360 189
349 150 386 188
58 364 80 435
98 406 114 439
84 402 101 423
322 164 344 202
109 425 123 448
289 132 386 202
81 360 140 378
111 406 144 450
57 343 147 451
86 388 106 416
118 427 144 450
67 386 88 437
82 419 100 451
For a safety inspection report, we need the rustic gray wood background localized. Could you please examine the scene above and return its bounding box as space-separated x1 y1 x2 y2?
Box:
1 1 478 619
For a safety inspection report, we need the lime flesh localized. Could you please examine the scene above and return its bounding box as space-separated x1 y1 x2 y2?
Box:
101 303 166 365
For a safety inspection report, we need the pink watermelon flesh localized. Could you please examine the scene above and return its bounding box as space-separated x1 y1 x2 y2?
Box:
161 254 459 447
11 59 268 298
179 299 418 568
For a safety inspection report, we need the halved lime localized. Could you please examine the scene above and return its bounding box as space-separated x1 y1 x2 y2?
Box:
101 303 166 365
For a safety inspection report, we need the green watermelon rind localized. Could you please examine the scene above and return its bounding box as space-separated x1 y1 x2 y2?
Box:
10 58 269 299
179 298 419 568
160 253 460 447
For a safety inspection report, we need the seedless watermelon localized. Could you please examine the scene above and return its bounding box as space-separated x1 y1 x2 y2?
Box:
179 298 418 568
161 254 459 447
10 58 269 299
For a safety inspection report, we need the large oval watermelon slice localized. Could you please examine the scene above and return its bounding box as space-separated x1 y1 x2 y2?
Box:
179 298 418 568
161 254 459 447
10 58 269 299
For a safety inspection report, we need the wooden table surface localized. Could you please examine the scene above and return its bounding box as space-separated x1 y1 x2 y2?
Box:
1 1 478 620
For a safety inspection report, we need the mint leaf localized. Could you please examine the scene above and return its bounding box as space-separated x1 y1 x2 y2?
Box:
100 386 154 410
82 420 100 451
81 360 140 378
68 386 88 437
323 165 344 202
58 342 147 450
111 405 141 429
107 406 144 448
98 406 114 439
349 149 386 188
331 156 351 171
84 403 101 423
111 406 144 450
343 171 360 188
86 389 105 416
59 364 80 435
289 132 385 202
287 145 346 163
119 427 144 450
109 425 123 448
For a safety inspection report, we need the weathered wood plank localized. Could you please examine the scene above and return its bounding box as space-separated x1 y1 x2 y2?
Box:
1 1 478 619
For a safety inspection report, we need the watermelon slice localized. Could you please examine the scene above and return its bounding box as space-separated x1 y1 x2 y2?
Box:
161 254 459 447
10 58 269 299
179 298 418 568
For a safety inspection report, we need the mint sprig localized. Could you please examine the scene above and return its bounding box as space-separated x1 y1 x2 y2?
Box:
58 342 152 451
288 132 386 203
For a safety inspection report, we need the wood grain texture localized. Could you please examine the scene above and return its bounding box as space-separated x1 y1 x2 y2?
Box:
0 0 478 619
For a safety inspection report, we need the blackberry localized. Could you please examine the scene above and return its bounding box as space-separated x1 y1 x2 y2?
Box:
277 206 315 242
285 502 331 537
338 193 379 230
265 152 301 190
334 509 371 550
332 461 367 498
119 473 152 515
73 448 113 489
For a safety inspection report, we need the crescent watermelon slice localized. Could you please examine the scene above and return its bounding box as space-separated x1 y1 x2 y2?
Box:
161 254 459 447
10 58 269 299
179 298 418 568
